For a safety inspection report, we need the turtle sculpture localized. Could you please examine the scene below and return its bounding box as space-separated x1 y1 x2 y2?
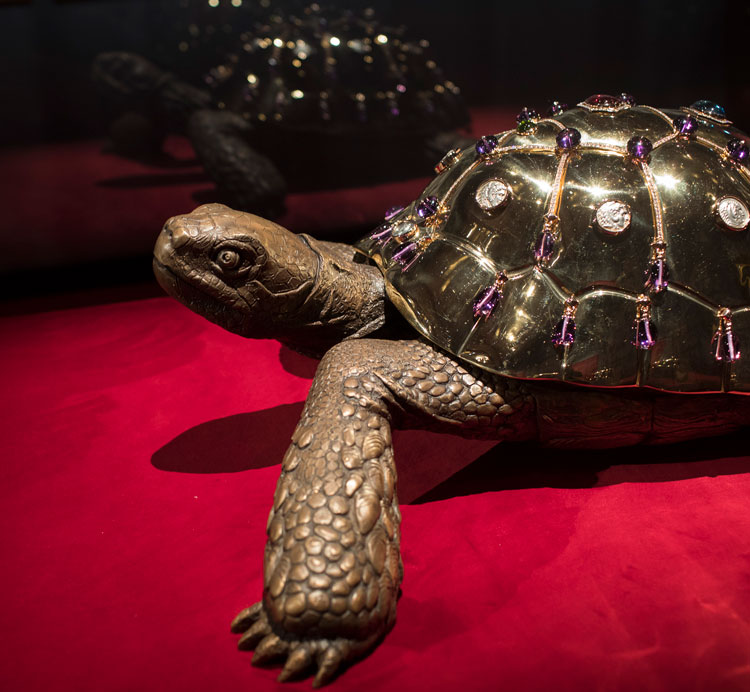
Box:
93 3 469 216
153 95 750 686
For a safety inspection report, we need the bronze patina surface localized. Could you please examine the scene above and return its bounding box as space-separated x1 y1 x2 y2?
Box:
154 97 750 686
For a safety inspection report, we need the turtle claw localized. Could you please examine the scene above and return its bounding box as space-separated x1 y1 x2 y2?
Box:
230 602 262 633
277 645 313 682
237 618 270 651
312 647 345 688
232 602 370 686
251 633 286 666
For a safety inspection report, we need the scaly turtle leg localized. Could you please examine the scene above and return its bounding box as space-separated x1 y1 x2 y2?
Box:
231 338 536 686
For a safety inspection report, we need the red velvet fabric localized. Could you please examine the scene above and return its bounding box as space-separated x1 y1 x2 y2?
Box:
0 107 514 272
3 297 750 691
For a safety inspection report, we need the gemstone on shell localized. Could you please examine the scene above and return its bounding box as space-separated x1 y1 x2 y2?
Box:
552 314 576 347
516 107 540 123
384 205 405 221
645 258 669 293
370 223 392 243
633 317 656 350
673 115 698 137
475 179 511 212
690 100 726 120
620 93 636 106
556 127 581 150
713 310 741 362
726 138 749 165
714 330 740 362
579 94 630 113
534 230 555 263
416 196 439 219
626 136 652 160
475 135 498 156
392 241 419 267
473 284 501 319
715 196 750 231
391 220 417 238
435 149 461 174
516 119 536 135
547 101 568 117
595 200 631 235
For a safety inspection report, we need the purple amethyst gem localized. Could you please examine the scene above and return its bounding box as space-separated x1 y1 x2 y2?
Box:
552 315 576 347
547 101 568 117
673 115 698 137
370 223 392 243
627 136 653 160
392 241 419 267
472 284 501 320
516 107 539 123
714 330 741 362
620 93 636 106
727 138 750 165
534 230 555 262
475 134 499 156
384 205 405 221
416 195 439 219
556 128 581 150
633 318 656 350
645 259 669 293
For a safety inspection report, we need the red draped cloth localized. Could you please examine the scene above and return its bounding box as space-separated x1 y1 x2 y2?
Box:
2 297 749 691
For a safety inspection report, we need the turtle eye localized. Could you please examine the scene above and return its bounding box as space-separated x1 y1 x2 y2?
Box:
215 248 241 270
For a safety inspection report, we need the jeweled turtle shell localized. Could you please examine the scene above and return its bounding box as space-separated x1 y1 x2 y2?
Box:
358 96 750 393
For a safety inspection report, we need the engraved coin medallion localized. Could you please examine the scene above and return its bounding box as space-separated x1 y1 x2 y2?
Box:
595 200 632 235
475 179 511 212
715 196 750 231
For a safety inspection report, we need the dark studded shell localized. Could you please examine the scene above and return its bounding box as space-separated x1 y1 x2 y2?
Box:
171 3 468 135
358 100 750 393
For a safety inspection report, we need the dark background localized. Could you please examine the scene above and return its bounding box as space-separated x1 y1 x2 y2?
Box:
1 0 749 147
1 0 749 311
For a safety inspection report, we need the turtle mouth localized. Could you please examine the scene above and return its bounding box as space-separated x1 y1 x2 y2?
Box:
152 258 252 336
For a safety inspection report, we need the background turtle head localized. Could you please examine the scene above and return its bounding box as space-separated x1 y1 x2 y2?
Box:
153 203 316 339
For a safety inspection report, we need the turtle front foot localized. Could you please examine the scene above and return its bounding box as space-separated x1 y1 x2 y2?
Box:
231 602 381 687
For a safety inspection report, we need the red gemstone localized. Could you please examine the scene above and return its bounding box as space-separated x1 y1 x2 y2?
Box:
584 94 623 108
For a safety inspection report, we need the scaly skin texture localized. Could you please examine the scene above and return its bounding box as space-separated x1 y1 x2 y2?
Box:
230 338 534 686
153 205 750 686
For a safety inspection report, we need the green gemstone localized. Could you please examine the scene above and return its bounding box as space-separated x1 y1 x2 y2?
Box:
516 119 536 135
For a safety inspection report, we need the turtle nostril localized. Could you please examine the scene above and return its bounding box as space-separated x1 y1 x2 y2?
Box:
162 218 191 250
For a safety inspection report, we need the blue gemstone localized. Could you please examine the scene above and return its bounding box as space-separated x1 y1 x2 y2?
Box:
552 315 576 347
690 100 726 119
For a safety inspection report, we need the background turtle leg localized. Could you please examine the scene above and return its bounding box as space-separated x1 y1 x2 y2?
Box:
187 110 287 217
231 338 535 686
92 51 211 159
423 130 476 165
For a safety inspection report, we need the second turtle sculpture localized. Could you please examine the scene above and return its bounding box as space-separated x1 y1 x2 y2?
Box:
93 3 470 216
153 95 750 686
